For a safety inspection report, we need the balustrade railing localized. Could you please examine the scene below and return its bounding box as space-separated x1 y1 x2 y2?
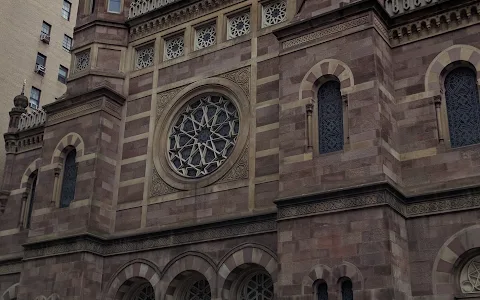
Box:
18 109 46 131
384 0 440 15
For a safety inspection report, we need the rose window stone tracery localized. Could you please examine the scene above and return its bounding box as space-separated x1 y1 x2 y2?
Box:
228 13 251 39
136 45 154 69
75 51 90 72
165 35 184 60
239 271 273 300
168 94 239 178
461 255 480 294
262 0 287 28
195 25 216 50
132 284 155 300
186 279 211 300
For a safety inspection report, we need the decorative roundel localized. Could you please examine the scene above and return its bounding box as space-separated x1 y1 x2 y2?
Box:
240 271 274 300
168 94 240 178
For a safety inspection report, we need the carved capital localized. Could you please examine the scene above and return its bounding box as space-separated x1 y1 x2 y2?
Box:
306 103 314 115
434 95 442 106
54 165 62 177
0 190 10 213
342 94 348 105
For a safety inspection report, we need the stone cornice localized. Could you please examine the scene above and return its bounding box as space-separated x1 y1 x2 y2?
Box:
276 182 480 220
22 213 277 259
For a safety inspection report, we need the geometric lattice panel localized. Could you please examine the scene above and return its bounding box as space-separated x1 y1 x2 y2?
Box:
318 80 344 154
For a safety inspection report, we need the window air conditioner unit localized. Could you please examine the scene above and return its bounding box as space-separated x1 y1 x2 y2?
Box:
40 33 50 44
34 64 46 76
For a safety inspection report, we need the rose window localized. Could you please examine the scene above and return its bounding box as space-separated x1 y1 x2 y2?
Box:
228 13 251 39
132 284 155 300
186 279 211 300
165 35 185 60
461 255 480 294
136 45 154 69
168 95 239 178
75 51 90 72
195 25 216 50
262 0 287 27
239 271 273 300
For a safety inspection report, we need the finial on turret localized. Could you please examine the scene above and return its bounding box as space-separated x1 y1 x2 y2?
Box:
21 79 26 95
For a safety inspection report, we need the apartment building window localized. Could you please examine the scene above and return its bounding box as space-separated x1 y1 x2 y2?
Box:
58 65 68 84
62 0 72 20
108 0 121 13
63 35 73 51
30 87 41 109
41 22 51 35
35 53 47 76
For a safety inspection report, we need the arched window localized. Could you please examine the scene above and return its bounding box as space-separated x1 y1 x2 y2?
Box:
60 149 77 208
341 278 353 300
239 270 273 300
316 282 328 300
25 173 37 229
131 283 155 300
444 67 480 148
318 80 344 154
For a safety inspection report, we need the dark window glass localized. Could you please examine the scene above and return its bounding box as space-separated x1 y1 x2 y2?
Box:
62 0 71 20
108 0 121 13
36 53 46 66
58 65 68 83
90 0 96 13
317 282 328 300
63 35 72 51
26 175 37 229
60 150 77 208
445 67 480 148
341 279 353 300
41 22 51 35
30 87 41 109
318 80 344 154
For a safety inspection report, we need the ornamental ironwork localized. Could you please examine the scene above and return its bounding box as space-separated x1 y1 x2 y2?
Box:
318 81 344 154
60 150 77 208
195 24 216 50
165 35 184 60
168 95 239 178
262 0 286 28
445 67 480 148
240 271 274 300
460 255 480 294
227 12 250 39
186 279 211 300
132 284 155 300
136 45 155 69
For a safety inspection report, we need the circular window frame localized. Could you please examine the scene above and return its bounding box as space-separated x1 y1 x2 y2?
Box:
153 77 249 190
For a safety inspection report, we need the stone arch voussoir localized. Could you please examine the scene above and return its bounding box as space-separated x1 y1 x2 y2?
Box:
103 259 162 300
332 261 364 290
1 283 19 300
20 158 41 189
159 252 216 300
425 44 480 93
301 264 333 295
51 132 85 164
432 225 480 295
218 244 278 300
299 59 355 103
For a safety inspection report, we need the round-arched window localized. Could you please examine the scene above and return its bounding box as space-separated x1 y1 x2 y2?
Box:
132 283 155 300
239 271 274 300
168 94 240 178
185 279 211 300
460 255 480 294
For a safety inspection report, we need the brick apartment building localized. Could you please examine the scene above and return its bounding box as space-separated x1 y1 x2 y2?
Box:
1 0 480 299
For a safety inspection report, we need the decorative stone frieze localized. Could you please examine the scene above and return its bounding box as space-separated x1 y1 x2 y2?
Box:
18 109 46 131
128 0 182 19
384 0 440 16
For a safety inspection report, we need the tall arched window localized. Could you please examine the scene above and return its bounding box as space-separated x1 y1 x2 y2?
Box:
316 282 328 300
318 80 344 154
341 278 353 300
60 149 77 208
25 173 37 229
444 67 480 148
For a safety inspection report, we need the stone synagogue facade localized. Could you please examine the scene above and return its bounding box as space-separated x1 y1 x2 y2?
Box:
2 0 480 299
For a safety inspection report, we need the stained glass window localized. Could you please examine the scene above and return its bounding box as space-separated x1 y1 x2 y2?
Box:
445 67 480 148
317 282 328 300
341 279 353 300
26 175 37 229
60 149 77 208
318 80 344 154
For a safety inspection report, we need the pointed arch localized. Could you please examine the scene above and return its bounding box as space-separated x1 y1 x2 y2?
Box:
424 44 480 92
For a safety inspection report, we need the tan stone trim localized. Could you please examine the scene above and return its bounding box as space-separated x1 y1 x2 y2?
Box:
256 122 279 133
257 74 279 85
19 158 41 189
282 152 312 164
117 200 143 211
0 228 20 237
119 177 145 188
301 265 333 295
120 155 148 165
50 132 85 164
0 283 19 300
256 98 279 109
125 111 151 122
254 174 279 184
255 147 279 158
123 132 149 143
